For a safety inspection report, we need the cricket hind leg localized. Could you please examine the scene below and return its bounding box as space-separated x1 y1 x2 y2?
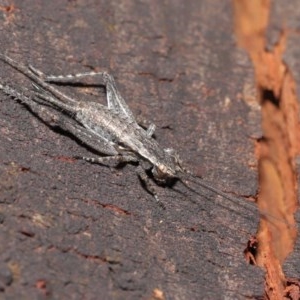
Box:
0 54 78 109
38 69 136 120
0 81 119 157
39 69 157 138
0 82 62 126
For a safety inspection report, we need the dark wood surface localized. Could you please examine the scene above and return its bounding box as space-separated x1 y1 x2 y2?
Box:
0 1 299 299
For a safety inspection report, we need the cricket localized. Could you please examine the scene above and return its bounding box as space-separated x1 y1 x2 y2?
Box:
0 53 267 218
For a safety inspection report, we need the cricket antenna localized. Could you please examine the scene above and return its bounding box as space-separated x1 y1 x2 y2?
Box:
177 169 297 229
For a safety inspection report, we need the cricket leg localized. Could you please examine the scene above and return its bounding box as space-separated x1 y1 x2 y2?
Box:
135 165 165 209
0 54 78 108
0 81 119 156
0 82 63 126
145 123 156 138
79 154 138 166
32 67 157 137
81 155 165 208
30 67 136 120
134 115 156 137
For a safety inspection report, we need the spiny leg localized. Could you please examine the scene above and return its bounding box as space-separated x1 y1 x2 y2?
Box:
0 54 78 108
31 88 120 157
0 80 138 175
31 66 158 138
80 154 165 208
0 82 134 169
79 150 165 208
29 86 81 115
31 67 136 121
31 88 118 152
0 81 119 157
0 57 164 208
0 82 33 105
135 165 165 209
1 55 158 138
80 154 138 166
0 82 62 126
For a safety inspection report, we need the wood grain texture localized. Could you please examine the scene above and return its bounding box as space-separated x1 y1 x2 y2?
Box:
0 1 299 299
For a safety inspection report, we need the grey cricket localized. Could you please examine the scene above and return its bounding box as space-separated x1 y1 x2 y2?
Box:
0 54 197 206
0 53 261 215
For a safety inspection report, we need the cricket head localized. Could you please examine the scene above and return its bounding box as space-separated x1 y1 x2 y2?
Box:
152 148 186 182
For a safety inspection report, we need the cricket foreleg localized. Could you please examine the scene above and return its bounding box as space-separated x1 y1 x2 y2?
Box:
135 165 165 209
